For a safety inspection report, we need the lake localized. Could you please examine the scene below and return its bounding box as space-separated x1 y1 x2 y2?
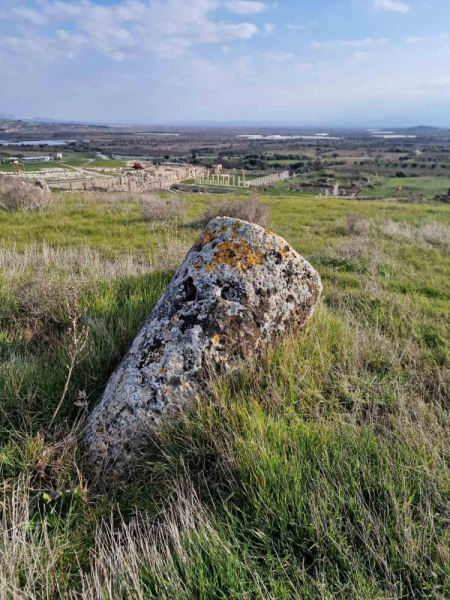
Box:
0 140 76 146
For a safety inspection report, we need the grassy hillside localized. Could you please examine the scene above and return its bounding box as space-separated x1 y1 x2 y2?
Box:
368 176 450 199
0 189 449 598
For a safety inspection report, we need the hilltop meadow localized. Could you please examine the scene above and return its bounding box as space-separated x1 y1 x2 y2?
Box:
1 184 450 598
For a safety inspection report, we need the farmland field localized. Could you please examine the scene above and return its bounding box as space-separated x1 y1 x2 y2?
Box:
86 158 127 168
61 158 92 167
368 176 450 199
0 161 57 172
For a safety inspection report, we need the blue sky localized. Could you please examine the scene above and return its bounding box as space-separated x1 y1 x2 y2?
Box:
1 0 449 126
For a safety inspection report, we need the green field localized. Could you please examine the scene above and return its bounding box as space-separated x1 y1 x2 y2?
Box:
1 189 450 597
86 158 127 168
0 161 56 172
368 176 450 198
60 158 91 167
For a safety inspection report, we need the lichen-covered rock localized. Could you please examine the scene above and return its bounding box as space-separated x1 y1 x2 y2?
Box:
34 179 50 192
85 217 322 469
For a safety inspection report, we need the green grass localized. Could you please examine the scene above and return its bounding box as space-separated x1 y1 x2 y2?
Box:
0 161 56 172
61 158 91 167
86 159 127 168
368 176 450 198
1 190 450 597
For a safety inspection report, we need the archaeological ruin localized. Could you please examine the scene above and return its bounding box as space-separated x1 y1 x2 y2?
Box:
2 159 290 194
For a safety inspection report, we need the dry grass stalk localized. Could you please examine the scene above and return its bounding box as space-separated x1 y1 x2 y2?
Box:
50 302 91 427
381 220 450 252
0 237 190 281
79 480 217 599
0 243 155 279
141 194 186 222
0 476 74 598
0 177 53 211
344 214 371 236
198 191 270 228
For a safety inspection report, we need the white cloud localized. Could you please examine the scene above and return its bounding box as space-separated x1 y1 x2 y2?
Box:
6 0 450 126
56 29 88 45
0 0 260 62
263 23 274 36
43 1 83 19
265 50 295 62
374 0 410 14
225 1 266 14
11 7 49 25
0 34 56 59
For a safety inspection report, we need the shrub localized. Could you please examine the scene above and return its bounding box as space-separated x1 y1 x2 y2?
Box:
0 177 53 211
198 192 270 228
344 214 371 236
141 194 186 222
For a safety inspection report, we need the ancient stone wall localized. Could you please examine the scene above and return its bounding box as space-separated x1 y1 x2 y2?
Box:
6 163 208 193
247 171 290 187
196 170 290 188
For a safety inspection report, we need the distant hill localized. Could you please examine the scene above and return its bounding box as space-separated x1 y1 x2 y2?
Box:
399 125 448 136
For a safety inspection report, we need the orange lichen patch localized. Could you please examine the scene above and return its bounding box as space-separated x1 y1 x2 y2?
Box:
196 228 218 247
159 367 165 375
232 220 242 233
206 236 265 272
212 334 220 345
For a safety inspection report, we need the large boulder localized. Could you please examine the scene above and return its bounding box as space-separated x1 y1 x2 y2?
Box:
85 217 322 470
34 179 50 193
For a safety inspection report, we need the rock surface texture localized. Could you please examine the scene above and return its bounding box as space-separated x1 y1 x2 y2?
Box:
34 179 50 192
85 217 322 469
